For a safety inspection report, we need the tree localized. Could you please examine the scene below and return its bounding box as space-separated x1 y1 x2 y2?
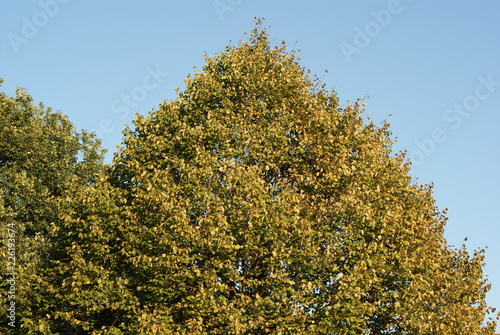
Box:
106 21 496 333
4 20 498 333
0 79 105 334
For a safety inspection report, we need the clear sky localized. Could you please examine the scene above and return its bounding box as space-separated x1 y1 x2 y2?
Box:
2 0 499 326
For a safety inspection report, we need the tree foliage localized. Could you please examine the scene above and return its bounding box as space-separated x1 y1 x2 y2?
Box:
1 21 498 334
0 79 105 334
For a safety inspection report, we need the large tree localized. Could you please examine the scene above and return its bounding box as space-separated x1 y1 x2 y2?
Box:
5 21 498 333
0 79 105 334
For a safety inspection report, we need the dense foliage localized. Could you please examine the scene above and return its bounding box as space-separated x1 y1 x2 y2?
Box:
0 78 105 333
1 22 498 334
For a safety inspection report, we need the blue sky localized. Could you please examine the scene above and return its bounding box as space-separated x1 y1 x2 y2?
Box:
2 0 499 325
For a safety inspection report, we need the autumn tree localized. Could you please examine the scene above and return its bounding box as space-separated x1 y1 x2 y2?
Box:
0 79 105 334
7 21 498 333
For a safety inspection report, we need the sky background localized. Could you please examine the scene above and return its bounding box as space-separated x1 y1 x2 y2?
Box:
2 0 499 327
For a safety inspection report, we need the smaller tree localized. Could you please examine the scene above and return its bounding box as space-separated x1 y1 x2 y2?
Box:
0 79 105 333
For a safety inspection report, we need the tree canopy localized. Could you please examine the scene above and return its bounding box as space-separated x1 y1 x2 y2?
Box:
0 79 105 333
1 21 498 334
